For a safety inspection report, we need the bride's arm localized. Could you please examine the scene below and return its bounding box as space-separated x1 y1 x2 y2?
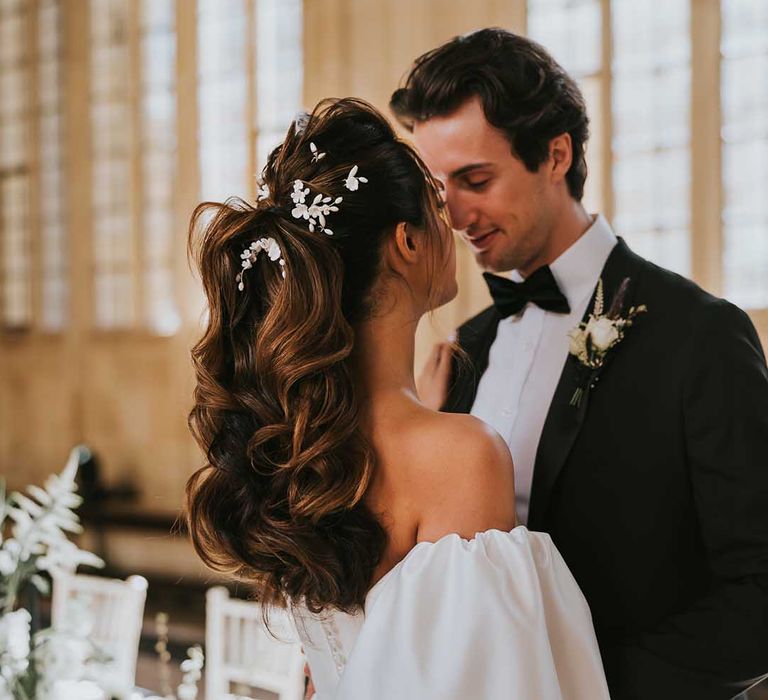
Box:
412 413 517 544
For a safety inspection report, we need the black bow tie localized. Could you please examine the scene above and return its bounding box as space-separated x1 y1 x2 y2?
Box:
483 266 571 318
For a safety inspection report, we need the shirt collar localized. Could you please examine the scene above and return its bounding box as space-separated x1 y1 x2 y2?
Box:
510 214 617 310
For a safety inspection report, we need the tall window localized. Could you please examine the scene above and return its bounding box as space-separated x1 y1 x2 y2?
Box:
253 0 303 170
38 0 67 331
197 0 250 202
197 0 303 202
0 1 302 337
528 1 692 277
90 0 179 332
721 1 768 309
0 0 31 328
140 0 178 334
90 0 133 329
611 0 691 277
527 0 605 213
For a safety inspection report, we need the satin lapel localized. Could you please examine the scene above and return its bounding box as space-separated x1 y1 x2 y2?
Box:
527 239 638 530
442 306 501 414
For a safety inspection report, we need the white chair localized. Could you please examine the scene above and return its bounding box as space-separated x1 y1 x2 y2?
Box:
205 586 305 700
51 572 148 699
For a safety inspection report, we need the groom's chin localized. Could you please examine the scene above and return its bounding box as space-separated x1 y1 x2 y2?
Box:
476 251 514 275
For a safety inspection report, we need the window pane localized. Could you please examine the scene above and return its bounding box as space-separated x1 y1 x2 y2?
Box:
1 176 30 327
254 0 303 170
527 0 601 77
91 0 135 329
526 0 603 213
611 0 691 276
0 0 31 328
140 0 179 335
721 0 768 308
197 0 249 202
39 0 67 331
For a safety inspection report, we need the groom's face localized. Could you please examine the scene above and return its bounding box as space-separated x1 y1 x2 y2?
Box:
412 97 555 275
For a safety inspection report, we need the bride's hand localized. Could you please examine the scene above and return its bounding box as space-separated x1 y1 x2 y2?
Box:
416 337 455 411
304 660 315 699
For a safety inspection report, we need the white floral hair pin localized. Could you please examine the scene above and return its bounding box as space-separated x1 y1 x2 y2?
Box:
344 165 368 191
310 142 325 162
236 237 286 291
290 179 342 236
282 146 368 238
256 182 270 201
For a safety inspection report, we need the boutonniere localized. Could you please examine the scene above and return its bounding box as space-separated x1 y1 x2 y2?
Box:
567 277 646 407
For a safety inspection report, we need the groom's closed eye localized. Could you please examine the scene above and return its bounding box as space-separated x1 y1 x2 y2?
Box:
447 162 494 190
463 175 492 191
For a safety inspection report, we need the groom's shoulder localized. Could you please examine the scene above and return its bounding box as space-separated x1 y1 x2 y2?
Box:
623 249 767 369
630 249 752 329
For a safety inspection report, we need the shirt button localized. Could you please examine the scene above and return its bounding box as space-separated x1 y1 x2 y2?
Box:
524 340 534 351
501 408 514 417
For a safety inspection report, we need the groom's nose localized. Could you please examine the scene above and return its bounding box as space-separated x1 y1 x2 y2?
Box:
446 189 476 232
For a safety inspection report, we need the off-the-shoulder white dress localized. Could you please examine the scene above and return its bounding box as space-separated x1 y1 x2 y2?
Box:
293 527 610 699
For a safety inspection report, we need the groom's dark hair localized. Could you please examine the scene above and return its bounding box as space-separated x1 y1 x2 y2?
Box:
390 27 590 201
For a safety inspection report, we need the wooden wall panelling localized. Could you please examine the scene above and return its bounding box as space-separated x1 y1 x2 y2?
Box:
82 336 187 511
174 0 202 327
599 0 613 224
690 0 722 296
0 335 76 487
303 0 349 106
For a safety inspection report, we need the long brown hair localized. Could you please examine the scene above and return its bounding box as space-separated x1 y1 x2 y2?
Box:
185 98 447 613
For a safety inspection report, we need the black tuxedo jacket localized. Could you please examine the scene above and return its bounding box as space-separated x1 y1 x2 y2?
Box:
443 239 768 699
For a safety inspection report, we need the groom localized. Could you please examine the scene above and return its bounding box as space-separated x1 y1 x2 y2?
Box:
391 28 768 700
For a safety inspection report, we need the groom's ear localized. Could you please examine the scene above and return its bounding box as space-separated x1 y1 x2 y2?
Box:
548 133 573 185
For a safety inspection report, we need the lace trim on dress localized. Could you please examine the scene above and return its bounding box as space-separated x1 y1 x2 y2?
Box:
320 614 347 675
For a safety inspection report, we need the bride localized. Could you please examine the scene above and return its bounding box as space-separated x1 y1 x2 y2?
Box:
184 98 609 699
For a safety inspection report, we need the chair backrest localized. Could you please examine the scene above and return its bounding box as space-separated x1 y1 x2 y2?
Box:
51 572 148 698
205 586 304 700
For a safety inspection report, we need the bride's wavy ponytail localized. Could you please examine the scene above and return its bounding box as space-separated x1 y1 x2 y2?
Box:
185 99 447 612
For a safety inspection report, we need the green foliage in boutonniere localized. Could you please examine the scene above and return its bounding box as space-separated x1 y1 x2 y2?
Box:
567 277 646 407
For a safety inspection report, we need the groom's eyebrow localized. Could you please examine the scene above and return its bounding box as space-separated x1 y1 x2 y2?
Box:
449 163 493 179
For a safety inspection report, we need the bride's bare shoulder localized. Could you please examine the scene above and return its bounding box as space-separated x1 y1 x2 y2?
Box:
405 411 517 542
409 412 512 472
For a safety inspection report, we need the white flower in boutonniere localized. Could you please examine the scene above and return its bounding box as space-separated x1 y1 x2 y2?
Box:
567 277 646 407
584 316 621 352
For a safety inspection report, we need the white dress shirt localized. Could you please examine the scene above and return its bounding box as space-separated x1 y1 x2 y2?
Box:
470 214 617 525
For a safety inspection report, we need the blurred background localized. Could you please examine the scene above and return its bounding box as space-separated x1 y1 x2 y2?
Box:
0 0 766 696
